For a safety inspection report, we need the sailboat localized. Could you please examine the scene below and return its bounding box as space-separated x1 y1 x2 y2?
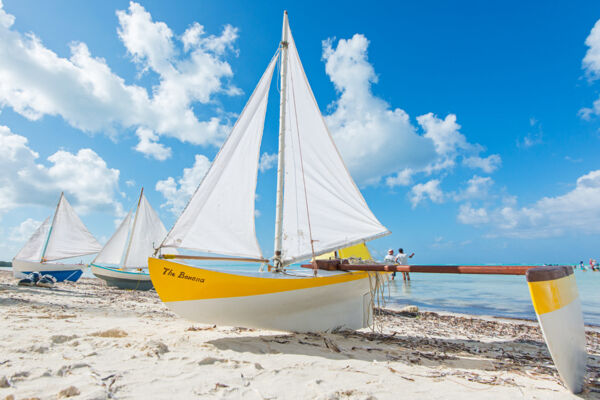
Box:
148 11 390 332
12 193 102 282
91 189 169 291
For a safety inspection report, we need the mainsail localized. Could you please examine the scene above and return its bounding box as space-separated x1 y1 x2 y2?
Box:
93 210 133 266
43 194 102 261
123 192 168 268
161 53 279 259
95 191 169 269
13 217 51 262
278 20 389 265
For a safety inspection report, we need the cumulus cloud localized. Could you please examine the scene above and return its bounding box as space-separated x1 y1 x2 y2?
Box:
580 19 600 118
410 179 444 208
385 168 414 187
454 175 494 201
156 154 211 214
322 34 501 186
458 169 600 238
457 203 489 225
462 154 501 173
583 19 600 81
0 125 122 215
9 218 42 242
323 35 436 185
0 1 239 160
258 152 277 173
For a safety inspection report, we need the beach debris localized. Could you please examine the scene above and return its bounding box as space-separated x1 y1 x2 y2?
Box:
10 371 29 381
57 386 80 398
323 337 341 353
50 335 78 344
198 357 223 366
0 376 10 388
4 395 15 400
56 363 90 377
142 340 169 357
400 305 419 313
186 325 216 331
254 362 264 370
90 328 127 338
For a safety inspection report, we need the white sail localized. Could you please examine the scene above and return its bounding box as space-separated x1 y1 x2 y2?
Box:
123 193 168 268
161 53 279 259
93 210 133 266
13 217 51 262
280 22 389 264
43 194 102 261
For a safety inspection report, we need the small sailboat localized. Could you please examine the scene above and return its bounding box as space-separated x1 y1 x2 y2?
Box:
91 189 168 291
149 11 390 332
12 193 102 282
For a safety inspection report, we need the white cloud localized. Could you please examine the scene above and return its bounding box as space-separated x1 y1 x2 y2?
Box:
457 203 489 225
580 19 600 118
125 179 136 187
322 34 436 185
417 113 470 156
462 154 501 173
258 152 277 173
460 169 600 238
156 154 211 214
0 125 122 215
410 179 444 208
385 168 413 187
0 1 239 159
9 218 42 242
583 19 600 81
322 34 500 186
134 127 172 160
454 175 493 201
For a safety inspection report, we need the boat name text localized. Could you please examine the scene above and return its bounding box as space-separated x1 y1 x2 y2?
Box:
162 267 205 283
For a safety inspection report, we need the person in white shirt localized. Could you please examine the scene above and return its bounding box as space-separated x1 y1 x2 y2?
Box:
384 249 397 280
395 248 415 281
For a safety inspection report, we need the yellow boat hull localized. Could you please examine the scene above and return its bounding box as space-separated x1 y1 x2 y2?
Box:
527 266 587 393
148 257 375 332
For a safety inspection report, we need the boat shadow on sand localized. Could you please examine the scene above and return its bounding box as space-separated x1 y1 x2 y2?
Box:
207 312 600 397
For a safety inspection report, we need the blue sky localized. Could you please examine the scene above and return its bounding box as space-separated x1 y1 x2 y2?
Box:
1 0 600 264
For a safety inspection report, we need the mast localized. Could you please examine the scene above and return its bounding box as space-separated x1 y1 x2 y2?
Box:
273 10 289 270
123 187 143 267
40 192 63 262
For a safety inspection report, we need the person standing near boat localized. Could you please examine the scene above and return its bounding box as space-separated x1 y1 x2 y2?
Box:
384 249 397 280
395 248 415 281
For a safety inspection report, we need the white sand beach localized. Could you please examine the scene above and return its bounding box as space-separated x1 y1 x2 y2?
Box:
0 270 598 399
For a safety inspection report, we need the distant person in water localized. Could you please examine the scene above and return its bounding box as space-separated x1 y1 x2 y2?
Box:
579 261 587 271
384 249 397 280
395 248 415 281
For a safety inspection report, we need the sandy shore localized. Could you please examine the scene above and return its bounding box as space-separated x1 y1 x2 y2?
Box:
0 270 598 399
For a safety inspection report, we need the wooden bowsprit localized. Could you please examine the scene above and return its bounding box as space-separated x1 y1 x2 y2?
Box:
300 259 553 275
300 258 587 394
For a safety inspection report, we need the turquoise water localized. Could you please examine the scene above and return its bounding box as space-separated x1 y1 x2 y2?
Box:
385 269 599 326
3 266 598 326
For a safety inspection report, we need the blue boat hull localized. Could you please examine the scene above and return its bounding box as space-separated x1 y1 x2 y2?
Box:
20 269 83 282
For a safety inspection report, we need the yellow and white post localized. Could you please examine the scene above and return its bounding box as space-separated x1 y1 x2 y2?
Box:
527 266 587 393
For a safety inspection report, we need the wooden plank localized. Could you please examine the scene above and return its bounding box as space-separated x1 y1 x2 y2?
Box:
161 254 269 263
300 260 560 275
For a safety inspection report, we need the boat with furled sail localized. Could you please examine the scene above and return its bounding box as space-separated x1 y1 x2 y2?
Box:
91 188 169 291
12 193 101 282
149 11 389 332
